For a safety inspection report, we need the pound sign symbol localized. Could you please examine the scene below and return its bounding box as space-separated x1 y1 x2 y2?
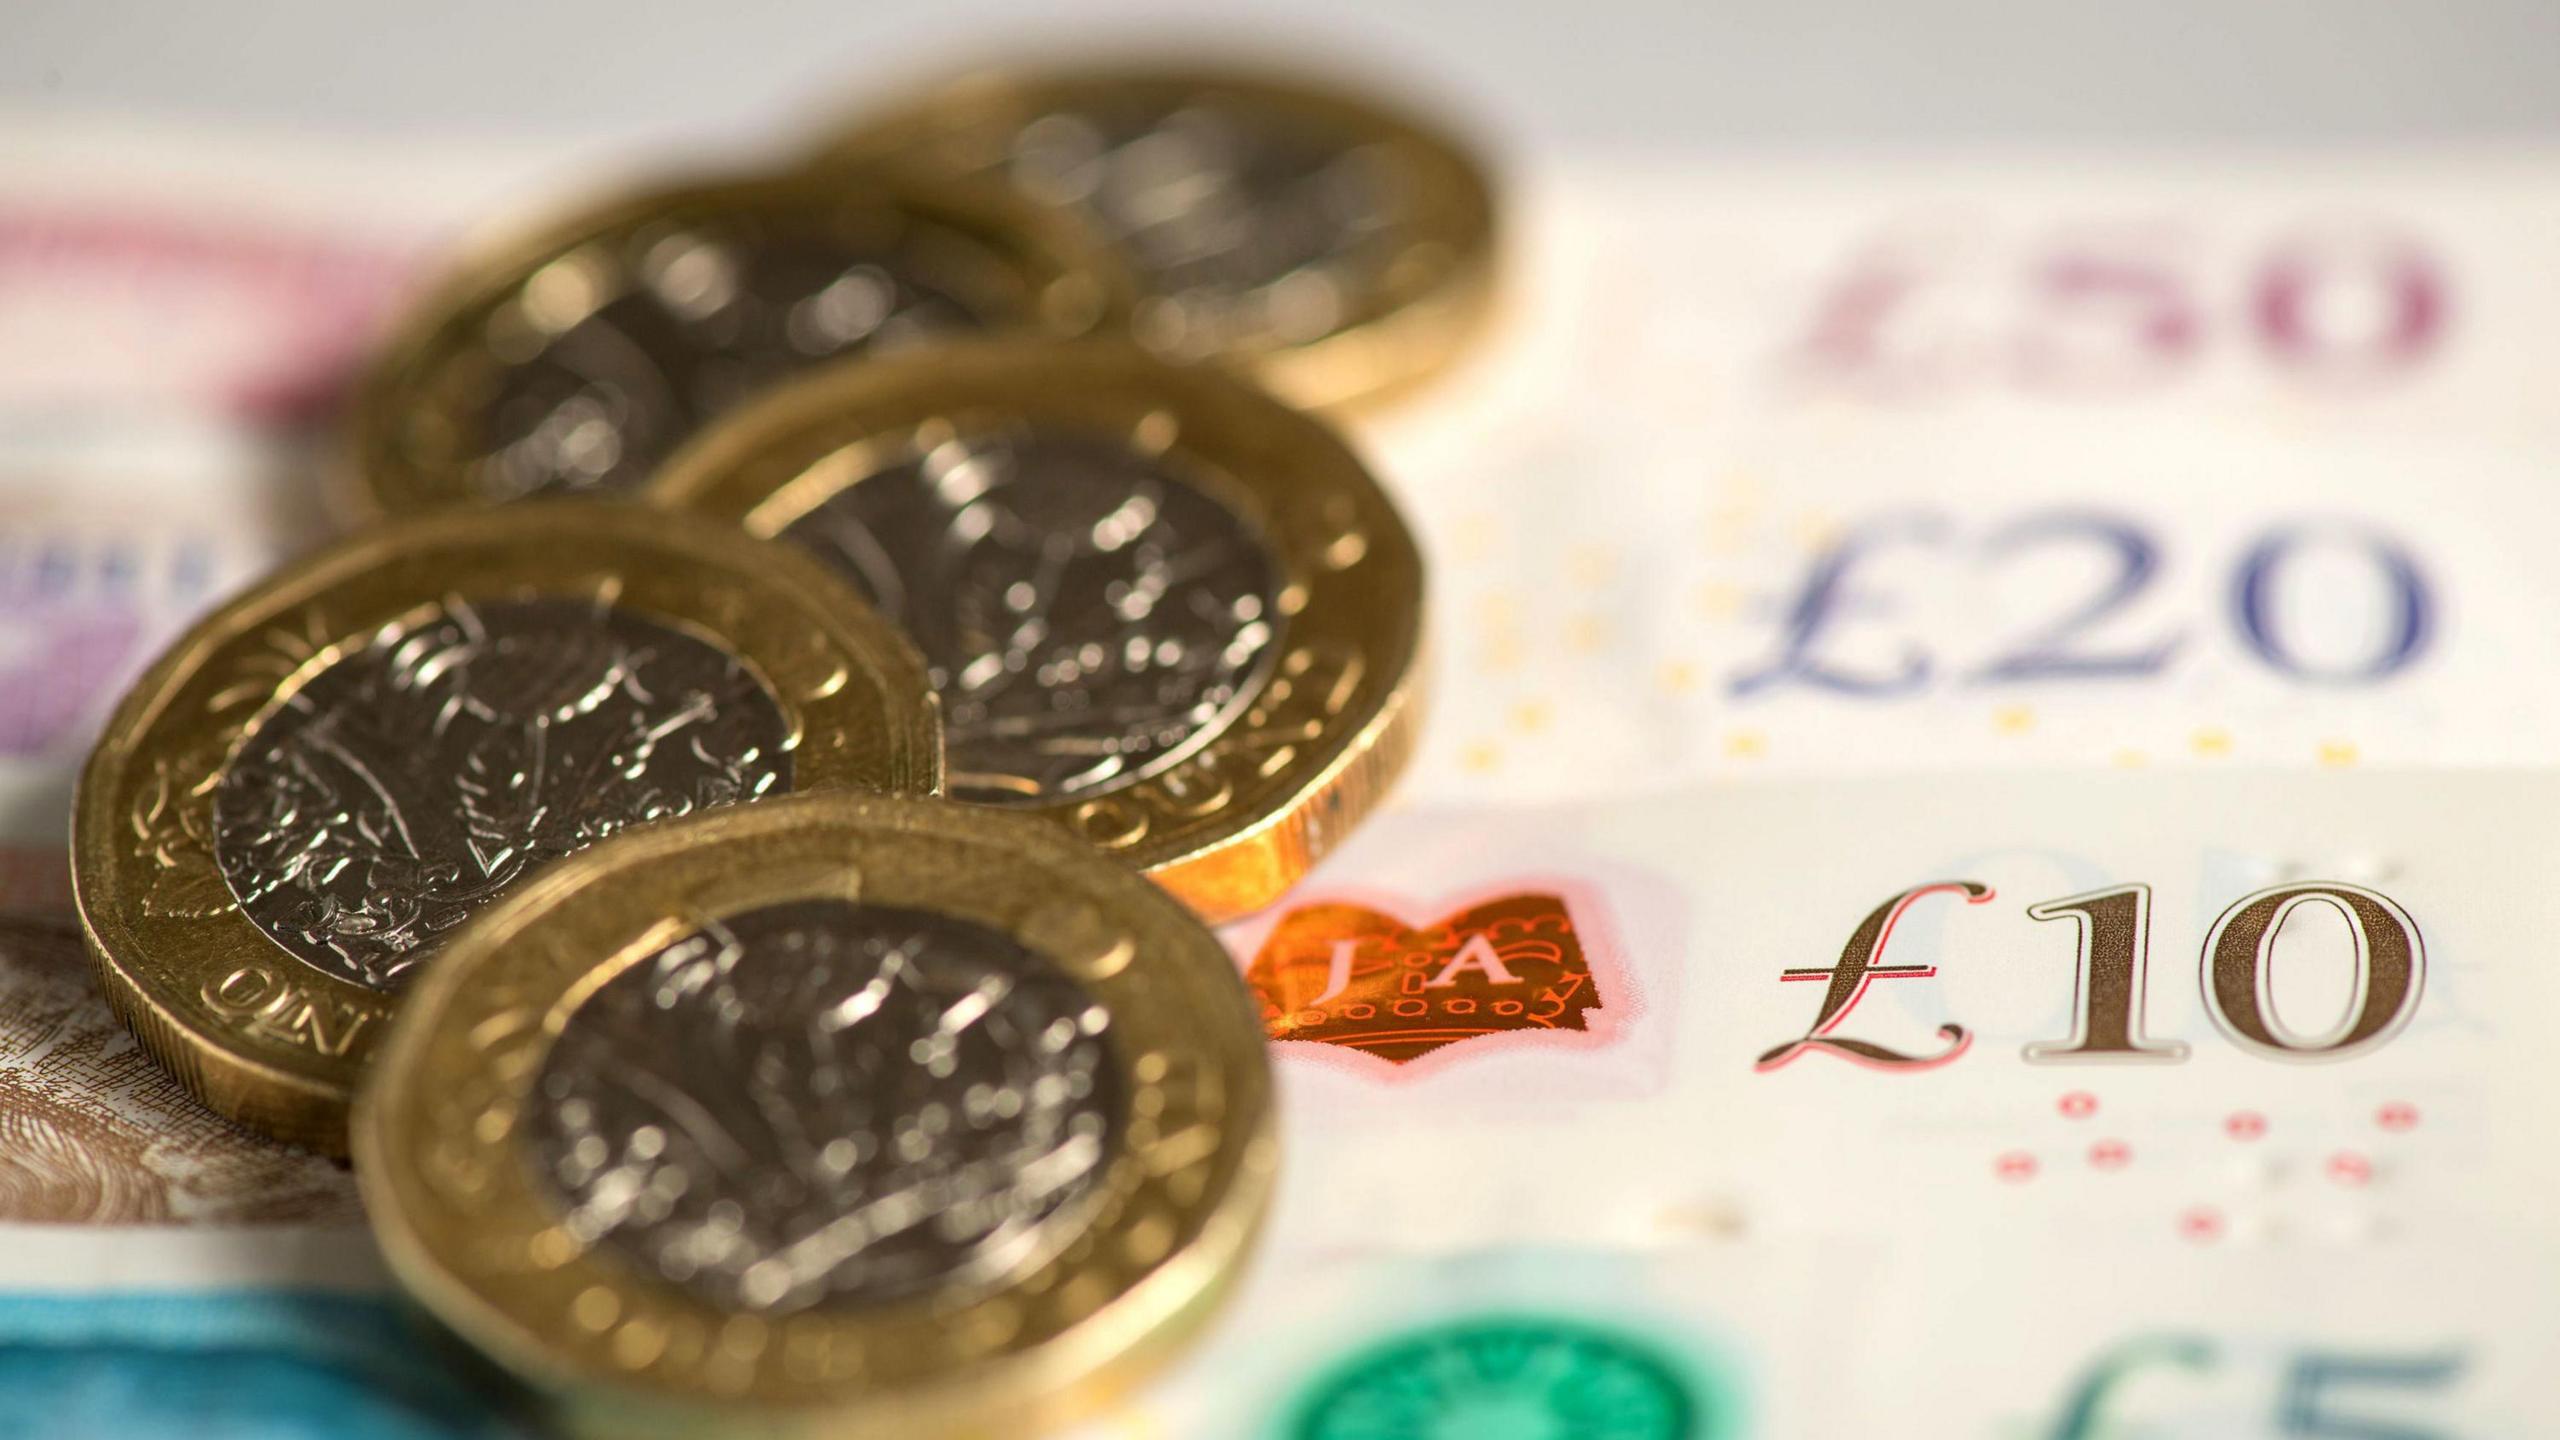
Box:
1755 881 1991 1072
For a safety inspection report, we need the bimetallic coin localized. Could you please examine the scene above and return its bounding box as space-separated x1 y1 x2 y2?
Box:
72 504 940 1150
650 338 1426 921
354 793 1275 1439
814 65 1499 411
340 168 1127 521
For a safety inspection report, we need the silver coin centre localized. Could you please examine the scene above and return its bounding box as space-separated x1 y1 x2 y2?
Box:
526 898 1122 1315
212 597 792 993
1006 103 1401 350
472 230 992 502
781 426 1284 806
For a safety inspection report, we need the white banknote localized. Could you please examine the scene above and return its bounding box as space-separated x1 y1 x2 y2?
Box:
1229 769 2560 1251
1101 767 2560 1433
1066 1236 2555 1438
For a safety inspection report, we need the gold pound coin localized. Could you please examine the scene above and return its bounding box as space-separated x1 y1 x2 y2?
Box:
340 167 1128 522
649 337 1425 922
72 503 941 1151
812 63 1499 412
354 792 1277 1439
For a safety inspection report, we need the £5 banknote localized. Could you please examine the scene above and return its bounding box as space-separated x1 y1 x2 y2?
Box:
1063 1234 2554 1438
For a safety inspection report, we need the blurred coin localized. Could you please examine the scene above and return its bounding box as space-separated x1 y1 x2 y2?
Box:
354 791 1275 1439
813 64 1498 411
72 504 941 1150
650 337 1425 921
341 169 1124 521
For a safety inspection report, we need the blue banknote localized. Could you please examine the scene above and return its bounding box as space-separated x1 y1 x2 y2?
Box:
0 1290 533 1440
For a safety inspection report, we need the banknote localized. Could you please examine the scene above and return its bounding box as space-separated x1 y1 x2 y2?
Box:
0 481 278 904
1072 766 2560 1433
0 1287 530 1439
0 920 354 1225
1060 1236 2558 1438
1847 1234 2556 1438
1227 769 2560 1251
1060 1243 1881 1439
0 1217 534 1440
0 922 523 1435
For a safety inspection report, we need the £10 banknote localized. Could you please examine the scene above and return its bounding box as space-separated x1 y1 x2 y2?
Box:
1230 768 2559 1251
1093 766 2560 1435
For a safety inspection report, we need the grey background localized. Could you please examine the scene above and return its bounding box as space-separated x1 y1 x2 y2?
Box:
5 1 2556 159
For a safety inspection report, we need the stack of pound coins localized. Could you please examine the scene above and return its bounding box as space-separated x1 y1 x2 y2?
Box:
65 56 1494 1438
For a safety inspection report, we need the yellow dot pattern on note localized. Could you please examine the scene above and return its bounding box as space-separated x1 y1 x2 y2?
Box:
1417 473 2414 794
1567 545 1615 588
1693 581 1741 619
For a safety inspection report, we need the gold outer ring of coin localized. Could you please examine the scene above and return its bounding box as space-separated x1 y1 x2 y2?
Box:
353 791 1278 1440
336 164 1133 524
648 335 1426 923
806 62 1501 413
70 503 942 1153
